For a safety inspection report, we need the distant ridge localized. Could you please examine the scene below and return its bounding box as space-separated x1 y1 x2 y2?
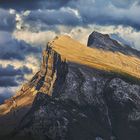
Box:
88 31 140 57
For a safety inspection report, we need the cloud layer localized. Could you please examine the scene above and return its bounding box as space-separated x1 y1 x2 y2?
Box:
0 0 140 101
0 0 71 10
4 0 139 30
0 64 32 87
0 8 15 31
0 31 41 60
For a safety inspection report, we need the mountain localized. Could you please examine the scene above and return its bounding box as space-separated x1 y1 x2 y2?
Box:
87 31 140 57
0 32 140 140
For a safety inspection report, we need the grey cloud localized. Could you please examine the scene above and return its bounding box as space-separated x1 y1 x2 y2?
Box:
0 65 32 76
0 0 140 30
69 0 140 8
0 94 8 104
0 89 13 104
110 33 134 47
0 8 16 31
67 0 140 30
24 8 81 27
0 64 32 87
0 87 16 104
110 0 138 8
0 64 33 103
0 31 41 60
0 0 40 10
0 0 72 10
0 76 19 87
16 0 140 31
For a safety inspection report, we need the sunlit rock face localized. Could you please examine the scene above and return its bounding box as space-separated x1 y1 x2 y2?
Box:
29 45 67 96
0 32 140 140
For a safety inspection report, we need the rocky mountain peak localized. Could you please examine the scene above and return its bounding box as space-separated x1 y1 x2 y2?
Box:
0 33 140 140
87 31 117 48
88 31 110 41
87 31 140 58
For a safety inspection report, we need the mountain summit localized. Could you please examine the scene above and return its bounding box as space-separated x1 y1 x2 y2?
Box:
88 31 140 57
0 32 140 140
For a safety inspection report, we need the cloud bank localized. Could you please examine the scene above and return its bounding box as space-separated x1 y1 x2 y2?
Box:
0 0 140 101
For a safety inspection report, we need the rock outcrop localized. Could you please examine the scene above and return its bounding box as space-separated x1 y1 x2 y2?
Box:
0 32 140 140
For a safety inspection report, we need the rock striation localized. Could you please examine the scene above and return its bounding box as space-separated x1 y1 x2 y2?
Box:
0 32 140 140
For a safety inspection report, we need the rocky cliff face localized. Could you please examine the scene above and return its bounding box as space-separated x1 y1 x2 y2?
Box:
0 32 140 140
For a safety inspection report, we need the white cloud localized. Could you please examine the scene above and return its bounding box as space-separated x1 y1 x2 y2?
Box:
9 9 16 15
13 24 140 51
13 30 57 46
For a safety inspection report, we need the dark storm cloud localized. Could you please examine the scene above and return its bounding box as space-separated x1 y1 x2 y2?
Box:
12 0 139 31
0 9 16 31
0 64 32 87
0 89 14 104
24 8 81 26
0 0 137 10
0 0 139 30
0 0 72 10
0 94 8 104
67 0 140 30
0 31 41 60
0 65 32 76
0 0 39 10
0 77 19 87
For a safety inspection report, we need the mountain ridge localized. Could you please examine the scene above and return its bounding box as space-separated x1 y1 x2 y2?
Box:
88 31 140 57
49 35 140 79
0 32 140 140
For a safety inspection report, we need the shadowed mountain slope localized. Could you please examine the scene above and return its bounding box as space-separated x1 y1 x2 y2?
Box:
88 31 140 57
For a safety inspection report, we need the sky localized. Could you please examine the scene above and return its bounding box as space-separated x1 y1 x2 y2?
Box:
0 0 140 101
